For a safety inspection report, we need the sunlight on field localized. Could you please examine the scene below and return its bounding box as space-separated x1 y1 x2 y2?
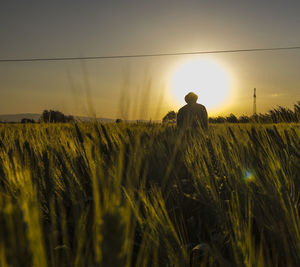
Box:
0 122 300 266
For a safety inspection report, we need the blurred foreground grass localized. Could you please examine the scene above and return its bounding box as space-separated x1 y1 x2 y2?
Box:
0 122 300 267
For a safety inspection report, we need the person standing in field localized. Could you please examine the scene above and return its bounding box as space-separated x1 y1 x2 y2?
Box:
177 92 208 131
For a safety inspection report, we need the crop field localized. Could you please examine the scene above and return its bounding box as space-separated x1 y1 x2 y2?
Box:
0 122 300 267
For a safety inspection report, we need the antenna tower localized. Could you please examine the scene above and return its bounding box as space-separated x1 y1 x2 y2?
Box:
253 88 257 115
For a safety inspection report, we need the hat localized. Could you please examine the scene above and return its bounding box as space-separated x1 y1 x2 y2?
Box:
185 92 198 104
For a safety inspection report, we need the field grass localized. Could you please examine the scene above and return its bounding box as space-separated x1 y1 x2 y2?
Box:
0 122 300 266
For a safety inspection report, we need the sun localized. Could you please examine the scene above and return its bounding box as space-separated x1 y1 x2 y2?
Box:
171 58 231 110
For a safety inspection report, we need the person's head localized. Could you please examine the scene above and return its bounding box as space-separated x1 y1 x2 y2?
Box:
184 92 198 104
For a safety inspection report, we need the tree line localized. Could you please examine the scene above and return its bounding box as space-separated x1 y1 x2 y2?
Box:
162 101 300 124
1 102 300 124
11 110 74 124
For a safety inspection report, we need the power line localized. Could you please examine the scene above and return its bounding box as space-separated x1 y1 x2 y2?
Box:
1 45 300 63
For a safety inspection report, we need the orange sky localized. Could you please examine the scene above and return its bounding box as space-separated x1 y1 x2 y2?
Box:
1 1 300 119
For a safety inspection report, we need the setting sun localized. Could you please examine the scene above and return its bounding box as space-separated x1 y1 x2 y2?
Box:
171 59 231 110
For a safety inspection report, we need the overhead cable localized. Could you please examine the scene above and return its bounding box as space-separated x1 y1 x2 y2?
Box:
0 45 300 62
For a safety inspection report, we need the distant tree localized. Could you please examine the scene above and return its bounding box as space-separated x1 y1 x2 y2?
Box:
216 116 226 123
238 115 250 123
40 110 74 123
209 116 226 123
115 118 123 123
208 118 214 123
255 113 265 123
226 114 238 123
162 111 176 123
21 118 35 123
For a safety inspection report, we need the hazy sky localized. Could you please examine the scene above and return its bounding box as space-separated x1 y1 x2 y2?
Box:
1 1 300 119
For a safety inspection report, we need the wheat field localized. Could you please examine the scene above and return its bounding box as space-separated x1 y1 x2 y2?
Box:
0 122 300 266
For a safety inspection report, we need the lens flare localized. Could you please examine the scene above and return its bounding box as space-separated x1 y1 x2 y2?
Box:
243 169 255 182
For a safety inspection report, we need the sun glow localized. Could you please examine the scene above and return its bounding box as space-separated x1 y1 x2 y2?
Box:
171 58 232 110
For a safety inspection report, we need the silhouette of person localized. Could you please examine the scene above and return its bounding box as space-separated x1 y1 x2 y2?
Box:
177 92 208 131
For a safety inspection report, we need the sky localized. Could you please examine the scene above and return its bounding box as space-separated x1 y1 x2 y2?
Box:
0 0 300 119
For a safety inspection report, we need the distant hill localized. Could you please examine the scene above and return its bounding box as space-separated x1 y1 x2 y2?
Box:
0 113 115 123
0 113 41 122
